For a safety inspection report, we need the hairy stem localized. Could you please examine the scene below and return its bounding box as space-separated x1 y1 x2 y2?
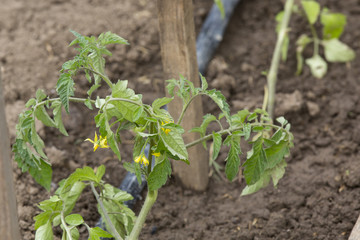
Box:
90 182 123 240
267 0 294 119
81 67 113 89
177 95 197 125
60 210 73 240
128 190 158 240
185 122 289 149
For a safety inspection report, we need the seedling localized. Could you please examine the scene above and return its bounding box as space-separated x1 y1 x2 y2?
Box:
13 31 293 239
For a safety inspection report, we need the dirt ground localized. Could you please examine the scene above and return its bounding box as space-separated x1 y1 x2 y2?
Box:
1 0 360 239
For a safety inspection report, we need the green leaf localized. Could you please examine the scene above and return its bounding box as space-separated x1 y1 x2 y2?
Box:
29 159 52 191
84 99 93 110
231 109 250 126
65 214 84 226
152 97 173 111
321 8 346 39
241 173 270 196
57 181 86 219
276 116 288 126
224 135 241 181
199 73 208 90
212 132 222 162
61 226 79 240
265 141 289 169
243 136 268 185
190 114 217 148
51 101 68 136
35 105 56 128
322 39 355 62
62 166 99 192
36 89 47 101
301 0 320 24
35 220 53 240
95 165 106 180
214 0 225 18
148 157 172 191
160 127 188 161
205 89 231 122
87 84 100 97
270 159 287 186
56 73 74 113
34 211 53 230
88 227 113 240
243 123 251 141
98 31 129 46
305 55 327 79
26 98 36 108
111 80 143 122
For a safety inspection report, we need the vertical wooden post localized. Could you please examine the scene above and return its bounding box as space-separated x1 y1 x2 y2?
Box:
157 0 209 191
0 68 21 239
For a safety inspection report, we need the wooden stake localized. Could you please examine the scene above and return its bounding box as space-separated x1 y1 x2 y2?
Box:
0 68 21 239
157 0 209 191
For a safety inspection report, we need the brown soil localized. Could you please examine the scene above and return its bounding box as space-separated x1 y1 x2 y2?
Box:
1 0 360 239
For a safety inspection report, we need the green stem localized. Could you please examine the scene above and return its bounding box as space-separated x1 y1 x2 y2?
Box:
309 24 319 56
60 210 73 240
177 95 197 125
147 123 155 175
185 122 289 149
81 67 113 89
34 97 94 109
267 0 294 120
128 190 158 240
90 182 123 240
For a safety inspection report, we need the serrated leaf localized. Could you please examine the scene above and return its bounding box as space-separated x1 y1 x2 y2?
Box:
241 173 270 196
56 73 74 113
65 214 84 226
88 227 113 240
276 116 288 126
34 211 53 230
265 141 289 169
243 136 268 185
148 157 172 191
323 39 355 62
247 112 257 121
51 101 68 136
160 128 188 161
301 0 320 24
98 31 129 46
62 166 99 192
199 73 208 90
152 97 173 111
224 135 241 181
35 220 53 240
29 159 52 191
306 55 327 79
243 123 251 141
36 89 47 101
321 8 346 39
212 132 222 161
205 89 231 122
270 160 287 186
35 105 56 127
26 98 36 108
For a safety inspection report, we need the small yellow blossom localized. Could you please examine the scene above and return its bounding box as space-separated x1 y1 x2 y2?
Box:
134 155 149 166
152 152 161 157
161 120 172 135
85 132 109 151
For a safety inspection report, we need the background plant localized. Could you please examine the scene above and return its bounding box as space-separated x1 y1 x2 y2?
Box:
13 31 293 239
278 0 355 79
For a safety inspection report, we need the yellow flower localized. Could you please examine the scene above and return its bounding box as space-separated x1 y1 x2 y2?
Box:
134 155 149 166
152 152 161 157
85 132 109 151
161 120 172 135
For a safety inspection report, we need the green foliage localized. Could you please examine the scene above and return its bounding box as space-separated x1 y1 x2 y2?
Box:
291 0 355 78
13 31 295 239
